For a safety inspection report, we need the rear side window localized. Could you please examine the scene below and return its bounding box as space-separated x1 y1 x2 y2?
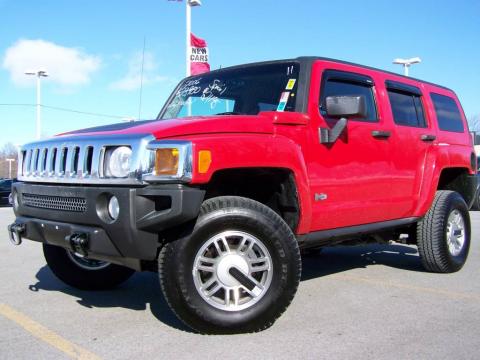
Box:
386 81 426 128
320 70 377 122
430 93 464 132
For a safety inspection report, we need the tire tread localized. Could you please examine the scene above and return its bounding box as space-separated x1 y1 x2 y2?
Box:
158 196 301 334
417 190 469 273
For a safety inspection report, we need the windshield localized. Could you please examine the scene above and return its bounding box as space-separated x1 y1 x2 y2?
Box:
160 62 300 119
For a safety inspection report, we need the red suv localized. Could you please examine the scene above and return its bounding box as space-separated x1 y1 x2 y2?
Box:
8 57 476 334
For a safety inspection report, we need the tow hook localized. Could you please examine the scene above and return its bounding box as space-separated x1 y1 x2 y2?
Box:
8 223 25 245
66 233 89 257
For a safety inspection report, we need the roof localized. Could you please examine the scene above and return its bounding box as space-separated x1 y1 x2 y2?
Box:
186 56 451 92
296 56 452 91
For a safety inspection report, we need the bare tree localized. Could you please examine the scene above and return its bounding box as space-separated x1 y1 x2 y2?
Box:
468 115 480 146
468 115 480 132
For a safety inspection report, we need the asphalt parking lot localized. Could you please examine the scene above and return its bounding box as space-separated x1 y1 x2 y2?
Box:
1 207 479 360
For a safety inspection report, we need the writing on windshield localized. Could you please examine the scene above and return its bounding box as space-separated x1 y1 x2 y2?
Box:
161 62 299 119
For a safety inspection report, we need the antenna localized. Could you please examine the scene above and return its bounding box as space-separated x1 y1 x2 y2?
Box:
138 36 146 121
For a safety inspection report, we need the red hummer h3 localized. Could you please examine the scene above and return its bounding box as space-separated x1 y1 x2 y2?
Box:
8 57 476 334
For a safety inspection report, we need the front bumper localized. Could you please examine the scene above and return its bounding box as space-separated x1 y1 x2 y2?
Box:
10 182 205 268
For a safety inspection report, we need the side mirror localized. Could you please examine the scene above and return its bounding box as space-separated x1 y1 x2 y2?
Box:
319 95 367 144
325 95 367 118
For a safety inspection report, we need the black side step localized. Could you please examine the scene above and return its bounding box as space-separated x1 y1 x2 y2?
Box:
299 217 419 249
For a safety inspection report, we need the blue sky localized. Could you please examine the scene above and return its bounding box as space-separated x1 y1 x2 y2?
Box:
1 0 479 146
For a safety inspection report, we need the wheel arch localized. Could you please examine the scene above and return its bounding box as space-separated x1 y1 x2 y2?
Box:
416 166 476 216
189 134 312 233
436 167 476 207
202 167 303 233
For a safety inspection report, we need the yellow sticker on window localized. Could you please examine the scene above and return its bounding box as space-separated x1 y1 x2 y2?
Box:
286 79 296 90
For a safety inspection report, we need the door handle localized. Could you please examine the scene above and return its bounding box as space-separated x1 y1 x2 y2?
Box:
371 130 391 139
420 134 436 142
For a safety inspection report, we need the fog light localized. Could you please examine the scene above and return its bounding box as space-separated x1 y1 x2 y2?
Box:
10 192 19 211
108 196 120 220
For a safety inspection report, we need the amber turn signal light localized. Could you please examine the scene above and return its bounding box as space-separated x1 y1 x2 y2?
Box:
198 150 212 174
155 148 179 175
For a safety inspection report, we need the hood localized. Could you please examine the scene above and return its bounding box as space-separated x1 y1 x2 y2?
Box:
58 114 277 139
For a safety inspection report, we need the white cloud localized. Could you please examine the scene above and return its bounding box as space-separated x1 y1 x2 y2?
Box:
110 51 167 91
2 39 101 87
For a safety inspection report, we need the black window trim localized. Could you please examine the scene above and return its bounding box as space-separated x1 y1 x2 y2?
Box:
385 80 422 96
323 70 375 87
413 96 426 128
320 69 378 123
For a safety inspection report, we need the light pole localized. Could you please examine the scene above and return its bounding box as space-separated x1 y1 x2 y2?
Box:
25 70 48 139
393 57 421 77
186 0 202 77
6 159 15 179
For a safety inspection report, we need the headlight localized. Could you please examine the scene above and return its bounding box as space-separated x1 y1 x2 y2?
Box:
143 141 192 182
106 146 132 178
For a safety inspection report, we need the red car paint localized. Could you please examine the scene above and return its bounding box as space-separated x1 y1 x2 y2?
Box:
63 58 474 235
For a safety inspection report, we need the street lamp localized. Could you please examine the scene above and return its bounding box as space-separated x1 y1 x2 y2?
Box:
186 0 202 77
25 69 48 139
393 57 421 77
6 159 15 179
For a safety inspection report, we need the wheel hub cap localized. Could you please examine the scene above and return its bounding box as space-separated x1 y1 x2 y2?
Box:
192 230 273 312
216 254 249 287
446 209 465 256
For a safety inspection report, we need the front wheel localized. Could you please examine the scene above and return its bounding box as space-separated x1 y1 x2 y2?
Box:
159 196 301 334
43 244 135 290
416 191 470 273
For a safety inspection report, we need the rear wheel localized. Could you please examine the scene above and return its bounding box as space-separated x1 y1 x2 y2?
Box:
416 191 470 273
43 244 135 290
159 196 301 334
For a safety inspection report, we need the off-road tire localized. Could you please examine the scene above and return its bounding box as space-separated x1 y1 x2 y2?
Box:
43 244 135 290
416 191 470 273
158 196 302 334
471 189 480 210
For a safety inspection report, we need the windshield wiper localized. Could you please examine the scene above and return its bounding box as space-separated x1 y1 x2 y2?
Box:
215 112 242 116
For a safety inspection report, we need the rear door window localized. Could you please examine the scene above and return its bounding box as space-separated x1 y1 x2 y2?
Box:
386 81 426 128
430 93 464 132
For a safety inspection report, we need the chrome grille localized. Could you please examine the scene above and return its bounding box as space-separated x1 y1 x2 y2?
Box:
22 193 87 212
17 134 154 185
